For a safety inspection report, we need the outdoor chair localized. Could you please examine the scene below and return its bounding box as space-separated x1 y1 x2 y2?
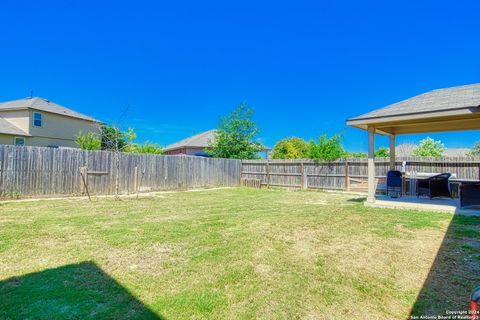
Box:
386 170 402 198
460 182 480 208
416 173 452 199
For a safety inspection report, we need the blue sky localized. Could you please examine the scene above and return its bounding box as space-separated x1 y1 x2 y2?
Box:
1 0 479 151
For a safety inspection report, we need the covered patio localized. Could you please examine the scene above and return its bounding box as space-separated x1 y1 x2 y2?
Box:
347 83 480 212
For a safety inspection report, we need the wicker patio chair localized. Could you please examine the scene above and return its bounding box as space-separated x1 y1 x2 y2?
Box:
460 182 480 208
386 170 402 197
416 173 452 199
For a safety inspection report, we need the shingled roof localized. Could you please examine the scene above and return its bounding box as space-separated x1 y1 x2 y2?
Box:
395 143 470 157
349 83 480 121
0 97 102 123
164 130 217 151
347 83 480 135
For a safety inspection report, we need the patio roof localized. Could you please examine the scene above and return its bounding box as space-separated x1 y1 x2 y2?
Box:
347 83 480 135
347 83 480 204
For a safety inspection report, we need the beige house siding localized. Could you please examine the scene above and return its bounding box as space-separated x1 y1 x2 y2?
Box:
0 110 101 148
0 135 80 148
0 110 30 132
0 134 15 145
25 136 79 148
28 110 100 141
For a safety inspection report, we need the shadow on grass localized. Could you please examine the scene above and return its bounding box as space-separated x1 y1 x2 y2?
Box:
0 261 162 319
347 197 366 203
410 213 480 318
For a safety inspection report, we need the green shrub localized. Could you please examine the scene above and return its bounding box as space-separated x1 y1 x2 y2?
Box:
75 131 101 150
271 137 309 159
413 137 444 157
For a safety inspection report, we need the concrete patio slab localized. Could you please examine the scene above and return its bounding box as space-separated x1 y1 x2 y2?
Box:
365 195 480 216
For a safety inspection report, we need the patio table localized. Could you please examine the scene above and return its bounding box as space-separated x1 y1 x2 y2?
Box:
459 181 480 208
401 173 458 197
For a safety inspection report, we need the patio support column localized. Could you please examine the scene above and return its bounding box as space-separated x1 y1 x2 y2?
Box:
389 134 396 170
367 128 376 203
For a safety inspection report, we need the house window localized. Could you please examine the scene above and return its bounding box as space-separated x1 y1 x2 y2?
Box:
14 137 25 146
33 112 43 127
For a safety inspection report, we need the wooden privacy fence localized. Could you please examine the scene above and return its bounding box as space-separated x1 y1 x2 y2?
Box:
242 157 480 192
0 145 241 198
3 145 480 199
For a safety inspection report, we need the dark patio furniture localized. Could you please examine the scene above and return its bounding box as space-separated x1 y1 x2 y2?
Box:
386 170 402 197
460 182 480 208
416 173 452 199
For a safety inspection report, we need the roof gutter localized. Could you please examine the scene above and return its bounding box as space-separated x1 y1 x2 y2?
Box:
0 106 103 124
0 131 32 137
164 145 210 151
28 107 104 124
0 107 29 111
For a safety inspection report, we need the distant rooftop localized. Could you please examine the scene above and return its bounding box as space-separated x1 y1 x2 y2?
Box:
0 97 102 123
395 143 470 157
164 130 217 151
164 129 271 152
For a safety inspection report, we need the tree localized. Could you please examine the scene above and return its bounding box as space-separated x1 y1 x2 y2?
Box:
100 125 136 151
468 142 480 156
208 103 262 159
308 134 346 162
346 151 368 158
98 125 136 197
345 148 389 158
127 142 164 154
412 137 445 157
271 137 309 159
374 147 390 157
75 131 101 150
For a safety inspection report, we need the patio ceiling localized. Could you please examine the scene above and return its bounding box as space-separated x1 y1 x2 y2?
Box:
347 83 480 135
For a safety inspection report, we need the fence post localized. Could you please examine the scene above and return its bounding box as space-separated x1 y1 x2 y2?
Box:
134 166 138 194
79 166 90 199
5 146 14 197
79 166 86 194
84 167 89 194
266 160 270 188
79 167 91 202
239 161 243 186
301 162 306 189
345 160 350 191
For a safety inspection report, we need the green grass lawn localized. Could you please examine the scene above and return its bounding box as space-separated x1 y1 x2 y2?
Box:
1 188 479 319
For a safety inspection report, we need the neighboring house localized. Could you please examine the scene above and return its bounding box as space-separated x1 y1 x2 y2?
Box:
164 130 216 156
164 129 271 158
0 97 102 148
396 143 470 157
444 148 471 157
